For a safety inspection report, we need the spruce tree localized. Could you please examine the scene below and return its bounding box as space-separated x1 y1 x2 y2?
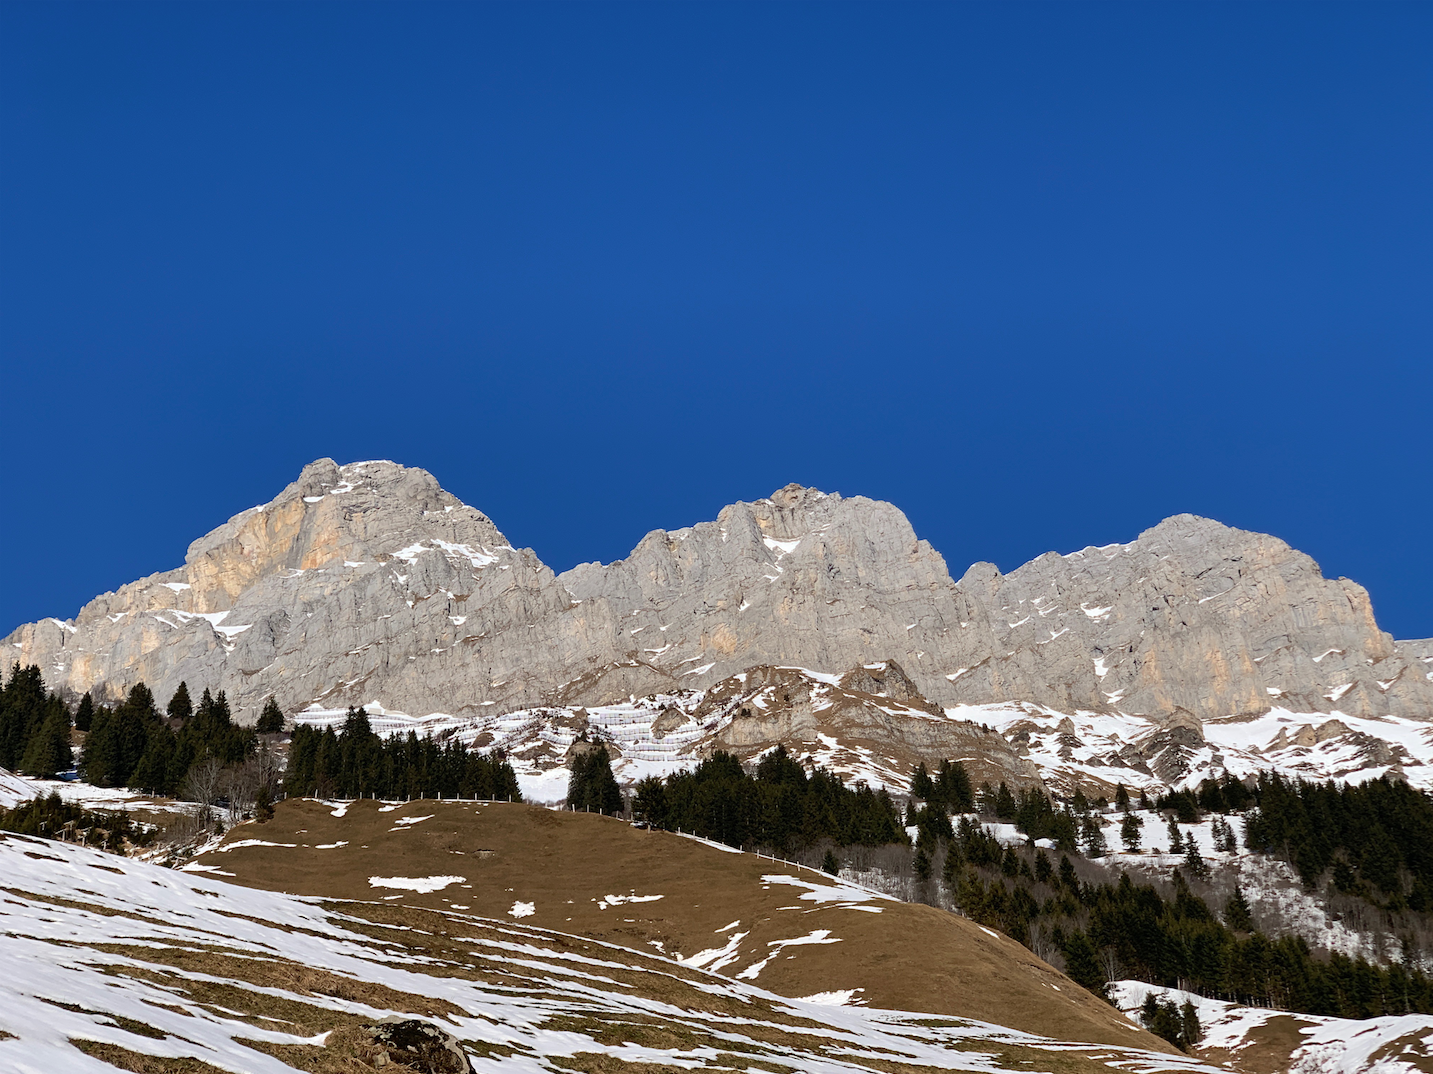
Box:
167 682 193 722
1224 884 1253 932
1081 814 1107 858
1061 930 1108 998
821 848 840 875
1115 783 1130 812
1166 816 1184 855
256 697 284 734
19 701 73 779
74 691 95 732
1120 810 1143 852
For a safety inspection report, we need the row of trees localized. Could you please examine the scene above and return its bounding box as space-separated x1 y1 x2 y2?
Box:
82 682 259 794
0 664 74 778
284 708 521 801
631 745 905 854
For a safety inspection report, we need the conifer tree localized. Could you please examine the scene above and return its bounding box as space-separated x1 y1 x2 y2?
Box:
1081 814 1107 858
167 682 193 722
1166 816 1184 855
74 691 95 733
910 761 934 802
1061 930 1108 998
1120 810 1143 852
256 696 284 734
1224 884 1253 932
1115 783 1130 812
821 848 840 875
19 701 73 779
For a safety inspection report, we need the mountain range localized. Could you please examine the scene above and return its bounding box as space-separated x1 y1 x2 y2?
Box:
7 458 1431 797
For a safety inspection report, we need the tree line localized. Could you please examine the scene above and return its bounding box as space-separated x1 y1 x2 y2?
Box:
284 707 521 802
630 745 905 855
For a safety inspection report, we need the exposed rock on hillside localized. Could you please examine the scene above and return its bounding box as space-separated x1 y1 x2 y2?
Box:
6 460 1429 743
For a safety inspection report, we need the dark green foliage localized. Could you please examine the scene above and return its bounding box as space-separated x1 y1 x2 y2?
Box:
283 708 521 802
74 692 95 732
636 745 904 854
567 744 624 814
1081 815 1108 858
1 664 72 777
82 683 165 788
949 827 1433 1018
1115 783 1130 812
1012 787 1077 851
907 758 975 814
167 682 193 722
1061 929 1108 997
255 785 274 823
0 791 154 851
822 848 840 875
19 700 73 779
1120 811 1143 852
1225 884 1253 932
1243 773 1433 908
1140 994 1201 1050
256 696 285 734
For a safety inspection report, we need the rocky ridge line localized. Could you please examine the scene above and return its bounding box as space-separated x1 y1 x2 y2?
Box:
5 459 1429 736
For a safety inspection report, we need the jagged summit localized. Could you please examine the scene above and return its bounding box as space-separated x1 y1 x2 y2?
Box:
5 459 1429 738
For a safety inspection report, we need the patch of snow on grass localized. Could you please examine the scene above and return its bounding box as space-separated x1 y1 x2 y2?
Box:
369 875 466 893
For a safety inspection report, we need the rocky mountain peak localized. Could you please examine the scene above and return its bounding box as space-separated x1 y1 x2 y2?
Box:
4 460 1428 744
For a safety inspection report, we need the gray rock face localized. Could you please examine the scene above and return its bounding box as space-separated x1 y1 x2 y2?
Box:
5 461 1430 735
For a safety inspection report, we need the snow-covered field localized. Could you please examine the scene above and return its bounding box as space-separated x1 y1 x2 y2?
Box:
971 703 1433 794
0 769 190 813
0 831 1215 1074
1111 981 1433 1074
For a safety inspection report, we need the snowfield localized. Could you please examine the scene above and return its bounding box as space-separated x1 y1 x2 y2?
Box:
0 831 1217 1074
1111 981 1433 1074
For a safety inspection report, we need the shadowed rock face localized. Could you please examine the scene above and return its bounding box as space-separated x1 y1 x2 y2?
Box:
5 460 1430 734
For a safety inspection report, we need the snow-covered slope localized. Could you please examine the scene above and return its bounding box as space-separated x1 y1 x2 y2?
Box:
0 828 1214 1073
0 766 36 809
1111 981 1433 1074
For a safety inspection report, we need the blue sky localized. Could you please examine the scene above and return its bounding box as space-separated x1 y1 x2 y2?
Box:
2 2 1430 639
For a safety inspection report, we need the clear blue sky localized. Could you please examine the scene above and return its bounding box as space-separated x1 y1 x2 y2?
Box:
3 3 1430 640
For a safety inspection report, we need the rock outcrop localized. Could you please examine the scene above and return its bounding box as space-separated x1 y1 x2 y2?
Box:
5 460 1430 737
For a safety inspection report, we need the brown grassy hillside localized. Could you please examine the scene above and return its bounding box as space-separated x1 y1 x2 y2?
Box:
192 797 1170 1052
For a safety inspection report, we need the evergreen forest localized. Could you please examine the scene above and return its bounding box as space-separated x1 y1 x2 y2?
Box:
284 707 521 802
631 745 905 855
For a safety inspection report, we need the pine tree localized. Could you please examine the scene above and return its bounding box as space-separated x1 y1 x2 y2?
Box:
1225 884 1253 932
74 692 95 732
1183 837 1210 881
822 848 840 875
256 697 284 734
1061 929 1108 998
1166 816 1184 855
910 762 934 802
167 682 193 722
1120 810 1143 852
1115 783 1130 812
994 781 1017 819
1081 815 1107 857
19 700 73 779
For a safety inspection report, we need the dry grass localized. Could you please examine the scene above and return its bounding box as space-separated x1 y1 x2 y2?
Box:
192 797 1168 1052
70 1041 231 1074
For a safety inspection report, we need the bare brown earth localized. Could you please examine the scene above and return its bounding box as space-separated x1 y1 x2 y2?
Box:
193 797 1171 1054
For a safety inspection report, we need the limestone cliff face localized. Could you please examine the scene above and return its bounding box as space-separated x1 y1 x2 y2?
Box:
944 514 1425 723
5 461 1429 730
